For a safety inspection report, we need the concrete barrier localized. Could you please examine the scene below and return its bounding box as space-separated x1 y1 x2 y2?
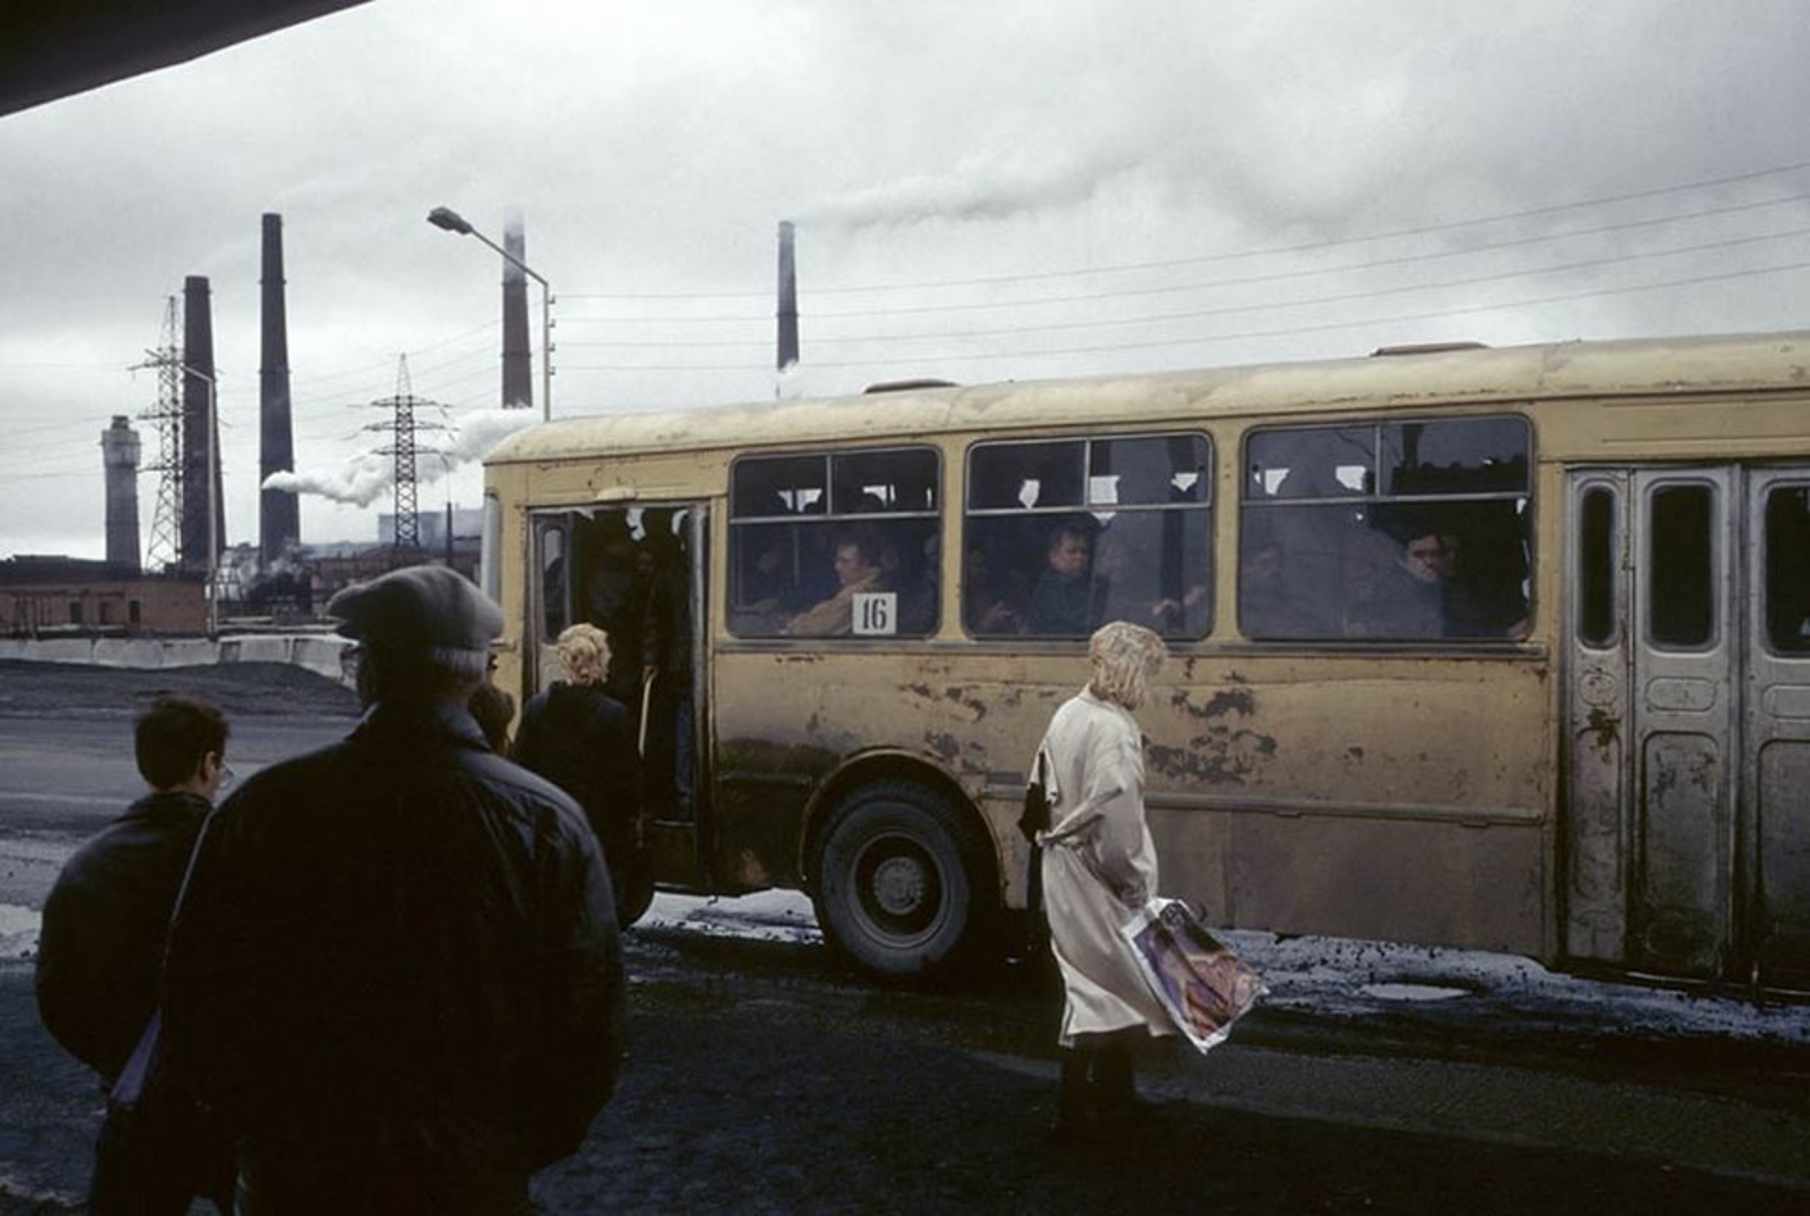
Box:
28 638 97 664
292 636 357 685
92 638 172 668
3 633 354 686
227 635 295 665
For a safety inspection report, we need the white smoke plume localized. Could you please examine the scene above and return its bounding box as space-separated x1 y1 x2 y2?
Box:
261 409 538 507
799 146 1142 229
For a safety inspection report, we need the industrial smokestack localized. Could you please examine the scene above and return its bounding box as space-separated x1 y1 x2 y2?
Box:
501 208 532 410
179 275 222 571
260 213 300 565
101 415 141 572
777 220 799 372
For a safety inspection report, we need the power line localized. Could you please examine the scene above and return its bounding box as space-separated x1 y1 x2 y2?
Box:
559 157 1810 301
286 320 499 391
558 257 1810 373
556 225 1810 350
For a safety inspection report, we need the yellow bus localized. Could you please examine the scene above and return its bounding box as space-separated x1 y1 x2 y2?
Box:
481 329 1810 991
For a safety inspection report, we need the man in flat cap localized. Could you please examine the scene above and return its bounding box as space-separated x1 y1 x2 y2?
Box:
163 565 623 1215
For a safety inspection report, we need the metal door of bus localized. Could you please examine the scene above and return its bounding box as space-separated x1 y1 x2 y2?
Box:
1628 468 1738 977
1562 472 1633 965
1563 468 1737 979
1745 470 1810 988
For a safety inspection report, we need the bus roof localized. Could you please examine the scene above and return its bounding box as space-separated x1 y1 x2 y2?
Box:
485 328 1810 466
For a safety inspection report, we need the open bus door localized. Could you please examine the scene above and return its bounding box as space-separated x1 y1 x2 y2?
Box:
525 503 711 924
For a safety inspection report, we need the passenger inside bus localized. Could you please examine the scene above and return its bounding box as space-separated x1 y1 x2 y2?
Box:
785 527 888 637
1346 521 1525 639
580 515 647 712
1092 512 1209 636
1239 537 1330 637
1029 518 1096 635
964 544 1025 634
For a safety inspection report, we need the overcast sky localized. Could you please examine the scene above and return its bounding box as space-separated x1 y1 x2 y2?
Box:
3 0 1807 561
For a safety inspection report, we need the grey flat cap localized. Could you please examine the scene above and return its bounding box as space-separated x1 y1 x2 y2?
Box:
326 565 503 656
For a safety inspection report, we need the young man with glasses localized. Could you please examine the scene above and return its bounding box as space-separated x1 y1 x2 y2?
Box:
36 694 236 1212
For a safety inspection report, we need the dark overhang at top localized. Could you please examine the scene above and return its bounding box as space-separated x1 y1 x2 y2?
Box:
0 1 372 119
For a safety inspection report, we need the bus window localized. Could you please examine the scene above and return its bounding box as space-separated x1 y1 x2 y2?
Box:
1242 416 1531 641
539 522 567 642
1247 426 1372 498
730 449 940 638
1577 487 1617 648
1766 486 1810 654
1382 418 1529 495
965 434 1212 640
1649 484 1715 650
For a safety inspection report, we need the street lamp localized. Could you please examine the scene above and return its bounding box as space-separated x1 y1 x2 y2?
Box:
428 206 552 422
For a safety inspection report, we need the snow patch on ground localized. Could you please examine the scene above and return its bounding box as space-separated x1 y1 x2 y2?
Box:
0 905 38 961
1359 983 1471 1002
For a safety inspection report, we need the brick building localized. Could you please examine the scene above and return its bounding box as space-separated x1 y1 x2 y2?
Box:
0 556 205 635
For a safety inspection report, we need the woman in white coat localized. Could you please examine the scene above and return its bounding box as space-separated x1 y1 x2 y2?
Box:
1033 620 1174 1140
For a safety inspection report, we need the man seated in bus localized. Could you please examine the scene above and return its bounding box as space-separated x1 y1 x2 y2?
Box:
1436 531 1528 637
1092 513 1209 637
964 542 1025 634
785 527 888 637
1029 518 1096 635
1240 537 1329 637
1346 528 1449 638
1349 527 1504 639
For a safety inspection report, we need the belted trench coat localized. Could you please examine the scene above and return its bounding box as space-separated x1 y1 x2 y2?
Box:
1033 689 1176 1047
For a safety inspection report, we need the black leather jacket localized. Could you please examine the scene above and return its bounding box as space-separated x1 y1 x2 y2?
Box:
162 701 623 1181
36 790 211 1080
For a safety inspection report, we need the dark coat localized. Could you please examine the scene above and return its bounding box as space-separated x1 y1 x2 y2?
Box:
514 681 641 859
35 790 211 1081
161 702 623 1191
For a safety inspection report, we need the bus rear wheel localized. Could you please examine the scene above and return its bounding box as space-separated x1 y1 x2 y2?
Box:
614 856 657 929
813 780 996 979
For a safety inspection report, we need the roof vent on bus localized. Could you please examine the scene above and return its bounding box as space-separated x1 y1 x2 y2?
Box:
862 378 959 394
1370 341 1490 357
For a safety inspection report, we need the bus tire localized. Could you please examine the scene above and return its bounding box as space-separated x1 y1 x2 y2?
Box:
614 857 657 929
813 780 996 979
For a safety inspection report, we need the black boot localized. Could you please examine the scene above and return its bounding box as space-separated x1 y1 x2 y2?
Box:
1048 1048 1096 1145
1092 1040 1144 1130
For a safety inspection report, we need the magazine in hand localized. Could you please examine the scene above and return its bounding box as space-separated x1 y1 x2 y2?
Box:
1120 897 1265 1054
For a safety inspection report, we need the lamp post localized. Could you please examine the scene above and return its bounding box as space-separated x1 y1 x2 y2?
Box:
179 363 220 635
427 206 552 422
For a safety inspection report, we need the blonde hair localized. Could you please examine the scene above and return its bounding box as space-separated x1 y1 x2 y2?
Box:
1087 620 1167 710
555 623 611 686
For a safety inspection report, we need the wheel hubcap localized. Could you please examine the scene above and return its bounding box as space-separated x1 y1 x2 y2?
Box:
851 829 945 941
872 855 927 916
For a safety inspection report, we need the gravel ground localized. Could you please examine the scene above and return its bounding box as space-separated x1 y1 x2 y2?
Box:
0 660 360 720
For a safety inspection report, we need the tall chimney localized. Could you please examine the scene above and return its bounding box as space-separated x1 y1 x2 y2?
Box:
179 275 222 571
260 213 301 565
101 415 141 572
501 207 532 410
776 220 799 372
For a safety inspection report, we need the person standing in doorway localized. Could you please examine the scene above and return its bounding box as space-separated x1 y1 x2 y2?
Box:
516 622 647 924
36 695 236 1213
641 509 694 822
1031 621 1176 1143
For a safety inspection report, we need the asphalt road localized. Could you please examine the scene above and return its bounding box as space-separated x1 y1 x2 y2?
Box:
4 926 1809 1214
3 660 1809 1212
